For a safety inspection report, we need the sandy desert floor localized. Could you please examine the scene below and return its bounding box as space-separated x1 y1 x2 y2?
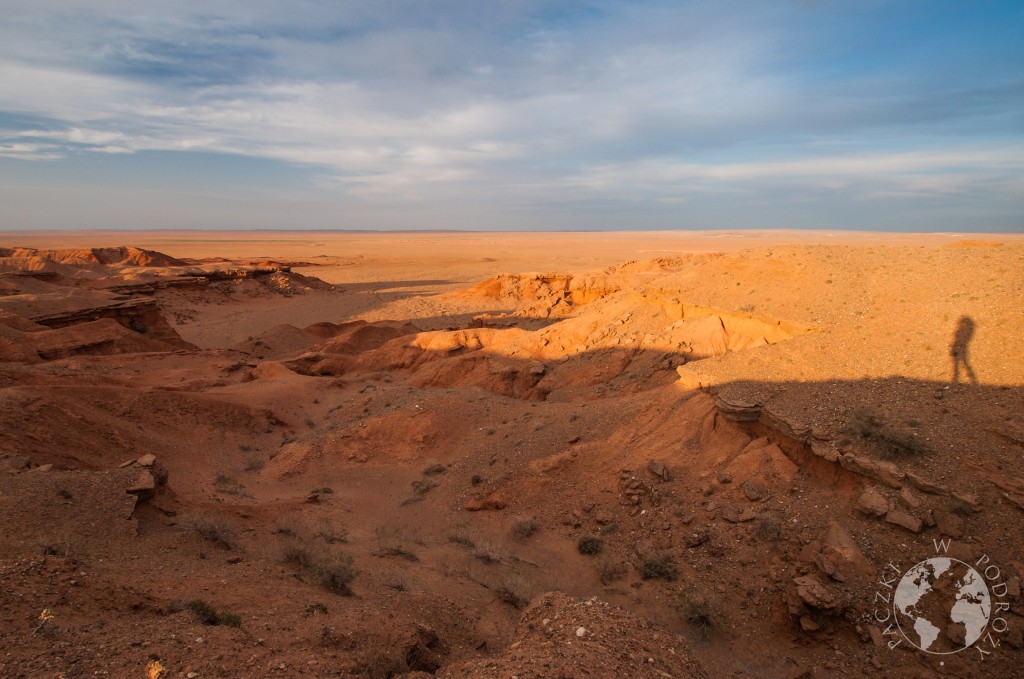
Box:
1 230 1022 678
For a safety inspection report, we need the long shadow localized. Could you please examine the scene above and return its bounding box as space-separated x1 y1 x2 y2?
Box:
950 315 979 385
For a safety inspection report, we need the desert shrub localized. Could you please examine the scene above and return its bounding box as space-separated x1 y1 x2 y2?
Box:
315 517 348 543
185 600 241 627
188 518 237 550
283 543 356 595
509 518 538 539
447 533 476 549
242 456 264 472
39 537 71 557
422 463 447 476
950 499 973 517
309 551 357 595
213 474 250 497
754 512 782 542
676 587 716 637
595 558 628 583
577 536 604 555
842 407 928 458
494 570 534 609
639 555 678 581
471 540 506 564
373 526 418 561
470 474 483 485
411 479 437 496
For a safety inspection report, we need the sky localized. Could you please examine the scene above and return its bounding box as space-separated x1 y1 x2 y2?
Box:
1 0 1022 232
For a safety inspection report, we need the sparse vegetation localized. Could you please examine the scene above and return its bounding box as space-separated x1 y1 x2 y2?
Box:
310 486 334 495
188 517 237 550
411 479 437 496
639 555 678 581
243 456 264 471
950 499 973 517
577 536 604 555
470 474 483 485
282 542 356 595
675 587 716 638
314 517 348 543
422 463 447 476
754 512 781 542
509 517 538 539
471 540 506 564
494 569 534 608
57 488 72 500
596 558 628 584
213 474 250 497
184 599 242 627
842 407 928 458
373 526 418 561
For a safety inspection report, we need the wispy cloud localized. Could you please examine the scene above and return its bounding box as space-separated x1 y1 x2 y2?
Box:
0 0 1022 229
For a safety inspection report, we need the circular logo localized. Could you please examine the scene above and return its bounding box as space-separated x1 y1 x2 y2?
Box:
893 557 991 654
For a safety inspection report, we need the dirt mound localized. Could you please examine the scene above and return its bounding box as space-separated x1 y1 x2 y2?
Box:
1 318 180 362
0 246 185 269
462 273 620 313
244 319 421 364
440 592 708 678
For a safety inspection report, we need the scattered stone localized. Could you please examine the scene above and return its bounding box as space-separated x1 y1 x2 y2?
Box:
867 625 884 647
575 626 586 638
136 453 157 467
29 464 53 473
125 470 156 495
793 575 837 610
684 527 711 548
722 506 757 523
884 510 922 533
646 459 670 482
818 523 876 579
465 490 508 511
799 615 820 632
1004 493 1024 512
1007 576 1020 598
857 486 888 518
905 471 945 495
741 480 766 502
952 492 981 511
899 486 921 509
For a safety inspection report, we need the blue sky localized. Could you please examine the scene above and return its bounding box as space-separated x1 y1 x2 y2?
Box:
1 0 1022 231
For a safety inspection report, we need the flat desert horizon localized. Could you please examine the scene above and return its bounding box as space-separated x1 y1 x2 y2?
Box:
1 230 1022 678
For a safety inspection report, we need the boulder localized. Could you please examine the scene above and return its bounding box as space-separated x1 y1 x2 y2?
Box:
857 486 889 518
885 509 922 533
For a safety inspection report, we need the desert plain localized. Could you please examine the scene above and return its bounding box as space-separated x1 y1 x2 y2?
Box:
1 229 1023 678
